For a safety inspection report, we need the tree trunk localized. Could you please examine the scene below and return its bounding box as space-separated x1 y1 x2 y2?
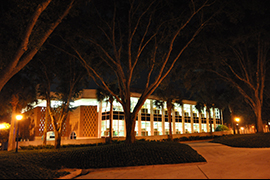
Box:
8 94 19 151
42 101 50 146
54 130 61 149
256 105 264 133
7 112 17 151
125 113 136 144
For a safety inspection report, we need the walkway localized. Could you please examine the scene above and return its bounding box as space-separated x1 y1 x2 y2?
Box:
61 141 270 179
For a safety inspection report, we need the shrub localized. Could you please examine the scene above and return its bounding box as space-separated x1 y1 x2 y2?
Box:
215 125 229 131
180 136 189 141
211 133 270 148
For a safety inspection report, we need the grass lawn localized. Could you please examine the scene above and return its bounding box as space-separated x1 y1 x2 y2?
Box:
3 133 269 179
211 132 270 148
0 140 206 179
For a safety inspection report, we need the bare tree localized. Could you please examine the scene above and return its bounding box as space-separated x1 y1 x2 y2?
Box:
46 58 87 149
210 35 269 133
57 0 218 143
0 0 76 92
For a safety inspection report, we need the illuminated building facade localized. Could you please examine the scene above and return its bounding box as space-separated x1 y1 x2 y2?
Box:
29 89 223 140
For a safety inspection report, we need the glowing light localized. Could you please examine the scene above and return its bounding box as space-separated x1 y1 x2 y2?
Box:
235 117 240 123
252 126 254 128
16 114 23 121
0 122 10 130
240 127 244 130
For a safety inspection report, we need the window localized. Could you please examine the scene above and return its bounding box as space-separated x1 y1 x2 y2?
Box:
154 114 162 122
141 121 150 136
141 108 148 113
154 109 160 114
154 122 162 135
193 116 199 123
175 114 182 122
70 132 76 139
141 113 150 121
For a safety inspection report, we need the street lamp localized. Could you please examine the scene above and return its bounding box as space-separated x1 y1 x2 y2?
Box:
15 114 23 153
235 117 240 134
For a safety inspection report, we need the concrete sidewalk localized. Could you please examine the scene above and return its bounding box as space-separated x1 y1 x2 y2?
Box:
61 141 270 179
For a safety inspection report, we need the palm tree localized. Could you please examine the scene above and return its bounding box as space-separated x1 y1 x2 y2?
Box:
153 83 183 141
195 102 204 132
96 84 118 143
0 72 38 151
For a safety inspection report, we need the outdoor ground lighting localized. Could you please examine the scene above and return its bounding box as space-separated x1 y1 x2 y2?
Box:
15 114 23 153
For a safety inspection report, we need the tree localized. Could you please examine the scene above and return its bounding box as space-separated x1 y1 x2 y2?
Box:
26 55 57 146
194 0 270 133
0 0 76 92
57 0 219 143
96 85 118 143
46 58 87 149
153 77 184 140
0 72 37 151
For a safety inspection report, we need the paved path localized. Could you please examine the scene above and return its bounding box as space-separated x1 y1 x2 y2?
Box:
70 141 270 179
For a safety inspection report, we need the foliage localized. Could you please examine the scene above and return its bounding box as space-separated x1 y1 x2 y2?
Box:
173 135 216 142
0 0 77 91
52 0 220 143
215 125 229 131
211 133 270 148
0 141 206 179
182 0 270 133
0 71 38 116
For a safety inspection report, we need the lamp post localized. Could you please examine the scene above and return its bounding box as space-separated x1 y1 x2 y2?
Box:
235 117 240 134
15 114 23 153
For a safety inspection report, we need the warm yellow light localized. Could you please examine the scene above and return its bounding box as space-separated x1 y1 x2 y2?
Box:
0 122 10 130
240 127 244 130
16 114 23 121
235 117 240 122
252 126 254 128
266 125 268 127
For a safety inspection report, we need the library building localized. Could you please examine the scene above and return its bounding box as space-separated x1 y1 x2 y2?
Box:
27 89 223 141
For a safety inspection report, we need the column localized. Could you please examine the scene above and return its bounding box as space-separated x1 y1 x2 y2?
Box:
190 105 194 133
138 110 141 136
213 108 216 130
98 101 103 138
199 112 202 133
220 109 223 125
150 100 154 136
172 109 176 134
206 111 210 132
182 105 185 134
162 107 165 135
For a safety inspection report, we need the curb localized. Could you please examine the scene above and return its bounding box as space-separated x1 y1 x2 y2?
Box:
57 169 89 179
181 139 213 143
